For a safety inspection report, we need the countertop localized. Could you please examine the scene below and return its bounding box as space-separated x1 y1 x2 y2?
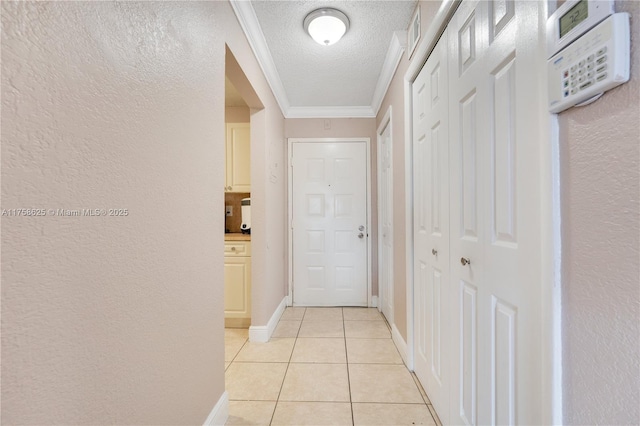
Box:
224 233 251 241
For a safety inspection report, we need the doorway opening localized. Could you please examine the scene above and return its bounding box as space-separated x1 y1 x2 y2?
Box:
223 46 264 331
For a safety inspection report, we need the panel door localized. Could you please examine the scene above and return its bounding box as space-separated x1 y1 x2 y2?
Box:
226 123 251 192
448 1 543 424
292 142 368 306
412 32 451 424
378 120 394 323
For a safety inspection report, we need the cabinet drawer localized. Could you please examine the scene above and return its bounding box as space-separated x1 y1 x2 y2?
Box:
224 241 251 257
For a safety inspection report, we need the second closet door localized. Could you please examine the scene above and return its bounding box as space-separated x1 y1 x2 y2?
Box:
412 31 451 425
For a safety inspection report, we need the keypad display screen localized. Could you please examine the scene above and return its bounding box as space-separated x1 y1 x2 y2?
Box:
560 0 589 38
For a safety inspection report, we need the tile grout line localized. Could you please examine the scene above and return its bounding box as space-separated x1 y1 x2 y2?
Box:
268 307 306 426
342 308 356 426
410 371 439 425
269 308 307 426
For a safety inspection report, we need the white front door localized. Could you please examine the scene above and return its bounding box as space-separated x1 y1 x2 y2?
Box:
412 32 451 424
291 140 369 307
378 115 394 323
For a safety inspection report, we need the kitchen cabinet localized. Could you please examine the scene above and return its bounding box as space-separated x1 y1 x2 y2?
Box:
225 123 250 192
224 240 251 327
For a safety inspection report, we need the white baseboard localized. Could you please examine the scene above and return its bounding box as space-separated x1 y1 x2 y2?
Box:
249 297 287 343
203 391 229 426
370 295 378 308
286 294 292 306
392 323 409 367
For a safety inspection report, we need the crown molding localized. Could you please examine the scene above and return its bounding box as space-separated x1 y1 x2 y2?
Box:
287 106 376 118
371 30 407 116
229 0 290 115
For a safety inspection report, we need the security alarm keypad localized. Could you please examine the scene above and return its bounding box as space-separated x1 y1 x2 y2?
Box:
547 0 630 113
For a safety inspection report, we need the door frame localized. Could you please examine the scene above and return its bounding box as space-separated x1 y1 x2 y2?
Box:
287 137 373 307
402 0 562 424
376 107 394 323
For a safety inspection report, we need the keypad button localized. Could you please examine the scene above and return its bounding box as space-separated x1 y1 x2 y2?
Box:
597 73 607 82
597 47 607 56
571 73 577 80
578 68 585 75
579 60 586 67
579 80 594 90
578 76 586 83
597 55 607 65
564 90 569 97
570 88 578 95
563 70 569 78
587 71 594 79
571 65 577 72
596 64 607 73
587 63 594 71
587 55 595 62
571 80 577 88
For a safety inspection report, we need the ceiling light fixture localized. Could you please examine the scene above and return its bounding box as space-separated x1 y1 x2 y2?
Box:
303 8 350 46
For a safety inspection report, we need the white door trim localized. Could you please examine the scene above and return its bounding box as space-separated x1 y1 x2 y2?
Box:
377 106 394 324
287 137 373 307
402 0 562 423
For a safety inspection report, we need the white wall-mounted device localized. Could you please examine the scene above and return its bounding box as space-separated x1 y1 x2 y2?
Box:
547 0 630 113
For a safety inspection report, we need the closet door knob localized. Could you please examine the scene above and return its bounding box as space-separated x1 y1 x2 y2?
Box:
460 257 471 266
432 249 438 256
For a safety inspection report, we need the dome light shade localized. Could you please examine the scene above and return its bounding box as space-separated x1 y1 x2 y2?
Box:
304 8 350 46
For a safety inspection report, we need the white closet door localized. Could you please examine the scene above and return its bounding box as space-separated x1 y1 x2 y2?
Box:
378 120 394 323
412 32 451 425
448 1 543 424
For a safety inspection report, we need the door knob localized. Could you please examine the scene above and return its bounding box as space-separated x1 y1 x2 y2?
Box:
359 225 365 231
358 233 364 239
460 257 471 266
432 249 438 256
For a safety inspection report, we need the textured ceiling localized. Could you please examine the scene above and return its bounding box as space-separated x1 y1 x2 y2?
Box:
251 1 417 109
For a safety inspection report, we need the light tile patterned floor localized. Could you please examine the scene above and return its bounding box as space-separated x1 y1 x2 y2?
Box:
224 307 443 426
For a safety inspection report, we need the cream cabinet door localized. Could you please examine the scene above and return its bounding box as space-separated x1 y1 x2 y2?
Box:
225 123 250 192
224 242 251 319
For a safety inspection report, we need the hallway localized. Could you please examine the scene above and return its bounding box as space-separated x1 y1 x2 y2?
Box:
224 308 442 425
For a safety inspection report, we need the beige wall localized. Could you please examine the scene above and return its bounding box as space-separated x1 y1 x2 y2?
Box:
1 1 285 423
284 118 379 296
559 1 640 423
375 1 443 340
226 106 250 123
